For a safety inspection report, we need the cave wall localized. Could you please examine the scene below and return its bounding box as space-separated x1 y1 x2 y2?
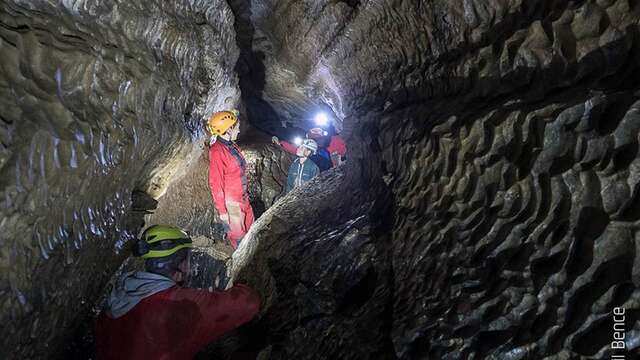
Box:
375 1 640 358
385 94 640 359
228 0 360 129
0 1 239 357
235 0 640 358
242 138 292 215
230 165 396 359
145 146 226 244
3 0 640 358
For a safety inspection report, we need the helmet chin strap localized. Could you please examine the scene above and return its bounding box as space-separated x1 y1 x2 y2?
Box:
174 255 191 285
209 135 218 145
220 132 233 141
174 269 187 286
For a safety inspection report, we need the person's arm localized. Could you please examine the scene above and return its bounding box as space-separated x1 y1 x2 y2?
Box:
208 146 228 218
280 140 298 155
175 284 260 350
334 136 347 156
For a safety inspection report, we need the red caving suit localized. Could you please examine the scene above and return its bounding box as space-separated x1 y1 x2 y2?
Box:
96 283 260 359
208 137 255 249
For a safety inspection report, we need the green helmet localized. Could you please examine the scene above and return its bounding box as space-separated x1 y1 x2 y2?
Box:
134 225 193 259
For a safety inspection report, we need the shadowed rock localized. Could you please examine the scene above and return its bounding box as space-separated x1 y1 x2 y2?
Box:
0 0 239 357
2 0 640 359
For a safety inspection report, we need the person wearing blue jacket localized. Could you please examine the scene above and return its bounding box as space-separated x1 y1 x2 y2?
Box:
286 139 320 193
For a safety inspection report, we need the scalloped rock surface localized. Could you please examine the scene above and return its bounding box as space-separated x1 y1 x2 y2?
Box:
0 0 239 357
230 0 640 358
3 0 640 359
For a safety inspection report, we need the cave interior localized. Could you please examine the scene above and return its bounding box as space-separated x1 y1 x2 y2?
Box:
2 0 640 359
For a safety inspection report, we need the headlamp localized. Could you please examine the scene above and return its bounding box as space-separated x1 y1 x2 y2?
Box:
314 112 329 126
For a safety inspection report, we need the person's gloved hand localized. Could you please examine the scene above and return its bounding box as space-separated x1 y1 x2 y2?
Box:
219 213 230 230
271 136 280 146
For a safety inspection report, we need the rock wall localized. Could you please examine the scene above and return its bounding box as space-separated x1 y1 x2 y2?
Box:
3 0 640 358
145 146 226 244
374 1 640 358
234 0 640 358
0 0 239 357
385 94 640 359
242 138 292 216
230 165 396 359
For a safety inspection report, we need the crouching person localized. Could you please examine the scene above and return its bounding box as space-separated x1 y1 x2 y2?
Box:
96 225 260 359
286 139 320 193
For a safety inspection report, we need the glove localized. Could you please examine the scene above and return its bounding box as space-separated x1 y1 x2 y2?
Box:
271 136 280 146
212 216 229 241
219 213 230 230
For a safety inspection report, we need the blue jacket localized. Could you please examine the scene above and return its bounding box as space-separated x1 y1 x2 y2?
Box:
286 158 320 193
311 148 332 172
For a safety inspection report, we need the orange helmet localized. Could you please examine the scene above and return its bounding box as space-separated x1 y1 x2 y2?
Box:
206 110 238 136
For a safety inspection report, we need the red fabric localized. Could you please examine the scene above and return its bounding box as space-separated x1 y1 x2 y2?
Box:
227 201 254 249
279 140 298 155
208 140 254 246
327 135 346 157
96 284 260 360
208 141 246 216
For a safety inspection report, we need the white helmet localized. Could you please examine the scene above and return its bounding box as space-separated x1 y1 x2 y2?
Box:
300 139 318 154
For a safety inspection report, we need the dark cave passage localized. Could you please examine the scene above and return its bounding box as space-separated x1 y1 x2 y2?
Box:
2 0 640 359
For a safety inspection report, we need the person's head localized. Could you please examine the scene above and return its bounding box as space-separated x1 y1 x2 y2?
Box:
307 127 329 147
206 110 240 141
296 139 318 158
133 225 194 285
307 127 325 140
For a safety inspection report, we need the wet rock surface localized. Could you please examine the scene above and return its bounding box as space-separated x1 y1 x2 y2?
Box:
3 0 640 359
146 145 227 244
234 0 640 358
0 0 239 357
241 134 292 217
384 94 640 359
228 164 395 359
